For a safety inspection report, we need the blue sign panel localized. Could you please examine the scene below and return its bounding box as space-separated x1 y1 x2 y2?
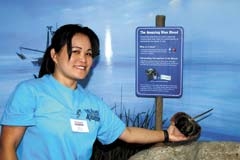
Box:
136 26 184 97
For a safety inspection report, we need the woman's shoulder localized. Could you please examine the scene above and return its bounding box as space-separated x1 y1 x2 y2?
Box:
16 74 50 89
77 85 105 103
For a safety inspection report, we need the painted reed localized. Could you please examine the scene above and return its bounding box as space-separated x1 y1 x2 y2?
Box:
91 104 156 160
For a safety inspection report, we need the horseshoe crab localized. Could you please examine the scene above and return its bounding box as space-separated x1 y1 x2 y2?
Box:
170 108 213 143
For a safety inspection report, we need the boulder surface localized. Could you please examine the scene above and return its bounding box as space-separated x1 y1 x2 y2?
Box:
129 141 240 160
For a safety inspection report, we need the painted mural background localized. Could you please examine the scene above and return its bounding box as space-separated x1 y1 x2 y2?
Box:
0 0 240 141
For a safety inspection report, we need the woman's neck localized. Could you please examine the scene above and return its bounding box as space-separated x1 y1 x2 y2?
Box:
52 73 77 90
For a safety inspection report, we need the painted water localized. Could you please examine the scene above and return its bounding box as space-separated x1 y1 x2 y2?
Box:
0 54 240 141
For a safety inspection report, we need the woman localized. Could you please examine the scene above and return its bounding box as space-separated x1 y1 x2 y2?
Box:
0 24 187 160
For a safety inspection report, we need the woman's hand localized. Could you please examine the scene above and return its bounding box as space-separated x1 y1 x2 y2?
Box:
167 124 188 142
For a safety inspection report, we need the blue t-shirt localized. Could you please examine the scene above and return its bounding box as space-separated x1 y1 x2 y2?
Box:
0 75 126 160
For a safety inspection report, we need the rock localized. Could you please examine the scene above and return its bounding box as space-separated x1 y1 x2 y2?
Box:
129 141 240 160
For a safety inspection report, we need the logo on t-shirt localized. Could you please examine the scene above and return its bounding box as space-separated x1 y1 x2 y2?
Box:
84 109 100 122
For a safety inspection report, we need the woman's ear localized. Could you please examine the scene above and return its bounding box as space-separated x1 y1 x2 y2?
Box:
50 48 57 63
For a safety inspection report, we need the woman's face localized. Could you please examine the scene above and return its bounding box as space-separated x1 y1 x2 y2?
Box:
51 33 93 84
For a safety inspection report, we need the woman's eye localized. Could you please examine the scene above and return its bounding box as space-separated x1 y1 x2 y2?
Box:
86 52 93 57
72 50 80 54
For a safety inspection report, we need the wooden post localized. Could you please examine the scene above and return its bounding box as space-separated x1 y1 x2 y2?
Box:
156 15 165 27
155 15 166 130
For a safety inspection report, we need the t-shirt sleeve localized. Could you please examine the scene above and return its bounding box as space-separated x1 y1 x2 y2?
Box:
97 101 126 145
0 82 36 126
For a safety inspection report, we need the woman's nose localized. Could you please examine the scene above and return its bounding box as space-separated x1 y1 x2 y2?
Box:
78 53 87 62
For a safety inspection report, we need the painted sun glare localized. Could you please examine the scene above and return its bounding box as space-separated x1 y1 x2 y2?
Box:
104 26 113 65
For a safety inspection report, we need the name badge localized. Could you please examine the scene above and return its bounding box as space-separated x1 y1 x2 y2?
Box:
70 119 89 133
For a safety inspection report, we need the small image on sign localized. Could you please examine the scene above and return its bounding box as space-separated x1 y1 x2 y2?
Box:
145 68 172 81
160 74 171 81
145 68 158 81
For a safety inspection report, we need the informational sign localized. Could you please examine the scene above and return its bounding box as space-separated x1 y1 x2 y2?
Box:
136 26 184 97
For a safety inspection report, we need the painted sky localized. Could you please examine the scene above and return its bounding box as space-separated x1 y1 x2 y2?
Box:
1 1 240 141
0 0 240 63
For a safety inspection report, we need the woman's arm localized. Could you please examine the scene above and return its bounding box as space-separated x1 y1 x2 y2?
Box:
119 124 187 144
0 125 26 160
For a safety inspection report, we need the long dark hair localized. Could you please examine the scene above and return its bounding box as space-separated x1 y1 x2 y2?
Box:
38 24 100 78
